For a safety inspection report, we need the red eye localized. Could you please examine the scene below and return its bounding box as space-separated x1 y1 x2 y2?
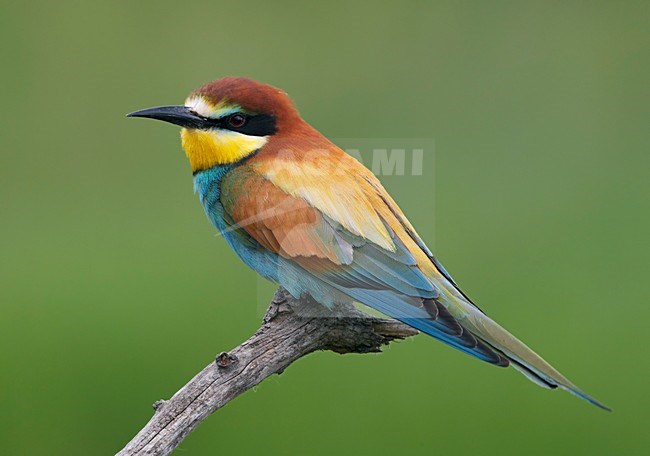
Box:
228 114 246 128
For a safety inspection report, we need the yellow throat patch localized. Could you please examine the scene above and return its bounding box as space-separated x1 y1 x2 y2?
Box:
180 128 267 172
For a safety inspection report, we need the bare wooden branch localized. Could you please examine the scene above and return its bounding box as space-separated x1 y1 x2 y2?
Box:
117 288 417 456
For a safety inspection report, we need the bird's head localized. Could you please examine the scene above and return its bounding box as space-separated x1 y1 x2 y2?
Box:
128 77 300 173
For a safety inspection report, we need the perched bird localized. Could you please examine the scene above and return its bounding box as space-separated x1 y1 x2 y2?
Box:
128 77 608 410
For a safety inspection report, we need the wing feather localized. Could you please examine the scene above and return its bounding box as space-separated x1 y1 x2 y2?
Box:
213 135 609 409
220 163 509 366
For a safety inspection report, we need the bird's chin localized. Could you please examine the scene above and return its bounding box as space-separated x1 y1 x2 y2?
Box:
181 128 267 172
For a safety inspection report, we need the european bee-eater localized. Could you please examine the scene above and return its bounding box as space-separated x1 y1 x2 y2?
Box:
128 77 608 410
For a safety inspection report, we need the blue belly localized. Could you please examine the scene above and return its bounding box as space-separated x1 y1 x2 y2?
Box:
193 166 278 282
192 166 346 308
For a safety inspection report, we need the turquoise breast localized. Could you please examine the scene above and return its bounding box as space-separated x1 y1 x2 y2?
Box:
192 165 344 308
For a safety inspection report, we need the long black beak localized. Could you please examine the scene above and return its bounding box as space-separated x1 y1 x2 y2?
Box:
126 105 206 129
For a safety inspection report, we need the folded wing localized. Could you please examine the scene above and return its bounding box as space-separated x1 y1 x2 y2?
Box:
221 164 509 366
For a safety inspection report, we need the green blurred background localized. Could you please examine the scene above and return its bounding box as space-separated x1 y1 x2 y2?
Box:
1 1 648 454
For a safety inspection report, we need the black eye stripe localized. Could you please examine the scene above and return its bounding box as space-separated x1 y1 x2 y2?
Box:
196 113 276 136
231 114 276 136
